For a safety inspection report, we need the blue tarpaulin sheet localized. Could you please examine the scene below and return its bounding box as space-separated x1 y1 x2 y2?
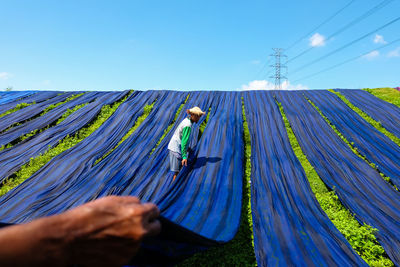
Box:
337 89 400 138
0 91 244 264
0 91 128 183
0 92 76 132
304 90 400 188
0 91 60 115
0 92 102 147
276 90 400 264
0 90 399 265
0 91 36 105
243 91 366 266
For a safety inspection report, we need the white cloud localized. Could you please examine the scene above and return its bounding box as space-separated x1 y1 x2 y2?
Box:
0 72 12 80
251 60 261 65
309 33 326 47
362 50 379 60
373 34 387 44
388 47 400 58
240 80 308 91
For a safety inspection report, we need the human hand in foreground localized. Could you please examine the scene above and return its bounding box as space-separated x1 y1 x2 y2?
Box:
0 196 161 267
182 159 188 166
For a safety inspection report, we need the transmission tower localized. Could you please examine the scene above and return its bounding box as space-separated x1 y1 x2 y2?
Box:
269 48 288 90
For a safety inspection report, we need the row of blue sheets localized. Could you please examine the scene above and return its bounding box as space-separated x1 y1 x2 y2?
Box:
11 90 186 221
0 92 76 132
337 89 400 138
0 91 244 264
0 91 60 115
0 92 102 147
304 90 400 188
0 91 128 183
0 90 162 219
276 90 400 264
0 91 36 105
243 91 366 267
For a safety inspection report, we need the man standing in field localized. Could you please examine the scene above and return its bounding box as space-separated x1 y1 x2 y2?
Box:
168 107 205 181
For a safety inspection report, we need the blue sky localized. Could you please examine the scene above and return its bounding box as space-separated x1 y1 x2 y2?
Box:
1 0 399 91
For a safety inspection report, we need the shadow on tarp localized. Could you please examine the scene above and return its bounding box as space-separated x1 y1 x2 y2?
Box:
192 157 222 170
130 217 220 267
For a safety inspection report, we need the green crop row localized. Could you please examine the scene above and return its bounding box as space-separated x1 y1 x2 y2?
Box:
177 99 256 266
307 95 397 191
150 94 190 155
0 93 86 152
330 90 400 147
94 100 155 165
0 102 31 119
276 99 393 266
198 107 211 140
364 88 400 107
0 93 131 197
1 93 84 134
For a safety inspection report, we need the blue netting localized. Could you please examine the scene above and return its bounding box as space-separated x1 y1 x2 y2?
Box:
277 90 400 264
0 91 128 183
243 91 366 266
304 90 400 188
0 91 60 115
337 89 400 138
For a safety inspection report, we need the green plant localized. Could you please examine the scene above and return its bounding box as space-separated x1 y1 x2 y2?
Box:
94 100 156 165
0 93 131 196
330 89 400 147
307 94 397 191
364 88 400 108
0 93 86 152
150 94 190 155
0 102 32 119
177 98 256 266
276 99 393 266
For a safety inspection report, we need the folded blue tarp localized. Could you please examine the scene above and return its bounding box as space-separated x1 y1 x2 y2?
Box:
0 91 60 115
276 90 400 265
0 91 128 183
243 91 366 266
337 89 400 138
304 90 400 188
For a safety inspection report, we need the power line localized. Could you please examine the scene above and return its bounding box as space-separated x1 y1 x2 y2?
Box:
269 48 287 90
292 37 400 83
288 0 394 63
285 0 356 52
290 15 400 75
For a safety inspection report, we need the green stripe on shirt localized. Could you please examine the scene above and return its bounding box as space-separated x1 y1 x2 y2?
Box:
181 126 191 159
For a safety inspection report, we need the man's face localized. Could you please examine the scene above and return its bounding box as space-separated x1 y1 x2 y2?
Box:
192 114 201 123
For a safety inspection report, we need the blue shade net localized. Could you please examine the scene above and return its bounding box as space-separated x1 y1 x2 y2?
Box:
242 91 366 267
0 91 36 105
0 92 77 132
337 89 400 138
276 90 400 265
0 91 244 265
0 91 60 114
304 90 400 189
0 91 128 183
0 90 162 219
0 92 102 147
